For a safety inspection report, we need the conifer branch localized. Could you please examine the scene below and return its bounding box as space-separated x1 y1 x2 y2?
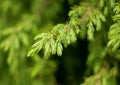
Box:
28 2 106 58
78 7 92 25
108 3 120 52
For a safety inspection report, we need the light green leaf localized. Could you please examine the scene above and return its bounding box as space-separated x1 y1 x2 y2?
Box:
57 42 63 56
50 39 57 54
44 41 50 59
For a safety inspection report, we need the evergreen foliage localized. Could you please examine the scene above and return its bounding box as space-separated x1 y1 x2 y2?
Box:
0 0 120 85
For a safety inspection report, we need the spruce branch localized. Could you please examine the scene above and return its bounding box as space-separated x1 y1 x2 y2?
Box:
28 2 106 58
108 3 120 52
81 65 118 85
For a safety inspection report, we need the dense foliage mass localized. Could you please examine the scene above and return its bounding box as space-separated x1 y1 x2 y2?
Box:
0 0 120 85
